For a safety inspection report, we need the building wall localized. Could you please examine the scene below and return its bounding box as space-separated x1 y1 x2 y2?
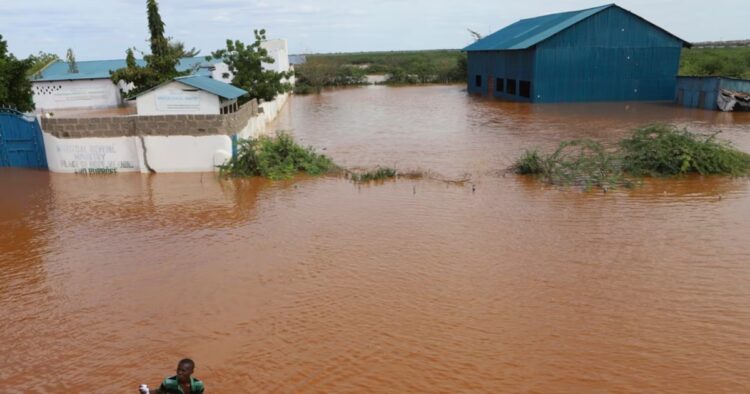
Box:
211 63 234 84
467 50 535 102
676 76 750 110
136 81 221 115
39 94 293 174
42 100 258 139
533 6 684 102
261 39 291 73
32 79 122 111
676 77 721 109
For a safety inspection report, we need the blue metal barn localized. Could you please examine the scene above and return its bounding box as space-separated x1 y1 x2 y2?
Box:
464 4 691 103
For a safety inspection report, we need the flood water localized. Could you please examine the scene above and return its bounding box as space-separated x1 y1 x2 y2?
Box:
2 85 750 393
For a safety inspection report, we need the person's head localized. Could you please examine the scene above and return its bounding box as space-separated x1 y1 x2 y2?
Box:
176 359 195 383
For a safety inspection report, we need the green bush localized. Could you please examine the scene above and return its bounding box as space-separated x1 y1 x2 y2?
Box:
513 124 750 190
512 140 630 190
219 133 334 180
620 125 750 176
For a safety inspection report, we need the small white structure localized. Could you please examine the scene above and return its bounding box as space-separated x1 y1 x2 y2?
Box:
261 39 291 73
134 76 248 116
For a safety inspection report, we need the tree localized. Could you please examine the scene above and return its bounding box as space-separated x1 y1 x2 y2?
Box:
66 48 79 73
210 29 293 102
26 51 59 78
111 0 187 97
0 35 35 112
467 28 483 42
168 38 200 58
126 47 137 68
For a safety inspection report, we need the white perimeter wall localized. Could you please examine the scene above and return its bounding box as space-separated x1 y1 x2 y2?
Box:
136 81 221 116
42 93 289 173
32 79 122 112
43 132 232 174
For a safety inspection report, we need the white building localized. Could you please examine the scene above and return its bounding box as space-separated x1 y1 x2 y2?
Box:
31 57 226 112
32 40 292 112
134 76 247 116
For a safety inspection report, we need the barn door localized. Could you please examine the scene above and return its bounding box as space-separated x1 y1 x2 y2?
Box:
488 74 494 96
0 109 48 169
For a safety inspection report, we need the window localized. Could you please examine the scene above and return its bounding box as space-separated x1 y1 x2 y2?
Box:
475 75 482 87
496 78 504 93
507 79 517 95
519 81 531 98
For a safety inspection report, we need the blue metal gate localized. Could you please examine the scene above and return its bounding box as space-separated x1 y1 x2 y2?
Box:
0 108 48 169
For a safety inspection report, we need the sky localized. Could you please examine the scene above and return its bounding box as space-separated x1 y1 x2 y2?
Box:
1 0 748 60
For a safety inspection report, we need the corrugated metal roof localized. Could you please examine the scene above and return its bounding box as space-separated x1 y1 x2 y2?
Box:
33 57 221 82
173 76 247 100
463 4 689 51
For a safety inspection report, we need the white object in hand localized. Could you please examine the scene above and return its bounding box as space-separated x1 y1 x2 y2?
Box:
139 384 150 394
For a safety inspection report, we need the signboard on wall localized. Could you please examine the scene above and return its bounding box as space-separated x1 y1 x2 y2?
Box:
53 86 109 104
44 135 141 174
155 90 201 111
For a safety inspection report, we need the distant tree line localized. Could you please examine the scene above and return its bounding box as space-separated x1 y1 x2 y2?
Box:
679 47 750 79
293 50 467 94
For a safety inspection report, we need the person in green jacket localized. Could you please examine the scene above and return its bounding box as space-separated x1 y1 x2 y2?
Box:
157 359 205 394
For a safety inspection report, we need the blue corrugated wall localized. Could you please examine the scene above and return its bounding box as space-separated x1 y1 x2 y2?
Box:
676 76 750 110
468 6 684 103
676 77 721 109
467 50 535 102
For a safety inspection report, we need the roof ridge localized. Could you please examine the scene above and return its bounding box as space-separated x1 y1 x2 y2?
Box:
517 3 613 22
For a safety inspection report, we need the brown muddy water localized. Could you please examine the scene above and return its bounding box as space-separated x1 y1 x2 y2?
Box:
2 85 750 393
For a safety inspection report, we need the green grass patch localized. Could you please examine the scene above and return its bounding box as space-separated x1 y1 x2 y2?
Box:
513 124 750 190
219 133 335 180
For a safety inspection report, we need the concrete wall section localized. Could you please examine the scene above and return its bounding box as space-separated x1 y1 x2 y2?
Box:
32 79 122 111
43 132 234 173
136 81 221 116
236 93 289 139
142 135 233 172
43 133 143 174
41 93 288 174
41 100 257 139
211 63 233 84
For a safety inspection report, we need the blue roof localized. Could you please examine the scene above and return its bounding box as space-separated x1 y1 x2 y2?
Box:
33 57 222 82
464 4 689 51
172 76 247 100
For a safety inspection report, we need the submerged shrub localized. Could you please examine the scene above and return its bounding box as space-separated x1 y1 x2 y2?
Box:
620 124 750 177
512 124 750 191
219 133 334 180
512 140 630 190
514 150 545 175
349 167 398 183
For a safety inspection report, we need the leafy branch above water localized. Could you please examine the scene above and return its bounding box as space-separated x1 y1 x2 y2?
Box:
219 133 336 180
512 124 750 191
